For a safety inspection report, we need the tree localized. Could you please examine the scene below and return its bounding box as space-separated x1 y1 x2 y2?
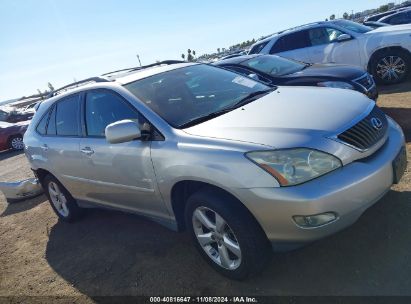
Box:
330 14 335 20
379 4 389 12
181 54 185 60
187 49 194 62
343 12 349 19
193 50 196 57
217 48 221 53
325 18 328 21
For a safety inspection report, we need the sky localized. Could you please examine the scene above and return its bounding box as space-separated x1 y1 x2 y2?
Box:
0 0 391 101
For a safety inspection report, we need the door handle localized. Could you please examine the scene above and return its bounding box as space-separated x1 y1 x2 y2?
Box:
80 147 94 156
41 144 48 152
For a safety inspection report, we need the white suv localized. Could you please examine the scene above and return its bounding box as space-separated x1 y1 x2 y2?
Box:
249 20 411 84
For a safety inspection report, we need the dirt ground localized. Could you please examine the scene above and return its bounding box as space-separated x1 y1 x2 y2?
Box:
0 82 410 301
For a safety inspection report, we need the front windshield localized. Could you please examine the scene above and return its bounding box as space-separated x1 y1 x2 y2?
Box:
242 55 306 76
334 20 372 33
124 64 270 128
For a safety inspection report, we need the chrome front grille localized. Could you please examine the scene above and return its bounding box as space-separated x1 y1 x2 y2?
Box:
354 73 374 91
337 106 388 151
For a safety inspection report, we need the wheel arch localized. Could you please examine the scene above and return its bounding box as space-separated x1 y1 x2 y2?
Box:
33 168 57 188
170 180 265 235
367 46 411 72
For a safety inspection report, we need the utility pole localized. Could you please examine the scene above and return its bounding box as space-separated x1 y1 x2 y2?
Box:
136 54 142 67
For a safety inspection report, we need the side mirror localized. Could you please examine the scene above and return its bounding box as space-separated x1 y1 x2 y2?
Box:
337 34 352 42
105 119 141 144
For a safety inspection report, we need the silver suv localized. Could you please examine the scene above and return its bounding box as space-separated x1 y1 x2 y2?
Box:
24 62 407 279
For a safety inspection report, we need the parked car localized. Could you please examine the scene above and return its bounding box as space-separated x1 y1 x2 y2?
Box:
378 9 411 25
24 62 406 279
0 121 29 151
249 20 411 84
363 21 390 29
363 7 408 22
214 54 378 100
0 106 34 123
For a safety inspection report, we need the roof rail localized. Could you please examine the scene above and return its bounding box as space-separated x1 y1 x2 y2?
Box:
102 60 186 77
47 77 110 98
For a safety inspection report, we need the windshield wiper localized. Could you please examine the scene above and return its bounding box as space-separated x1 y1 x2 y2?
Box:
178 108 234 129
179 88 275 129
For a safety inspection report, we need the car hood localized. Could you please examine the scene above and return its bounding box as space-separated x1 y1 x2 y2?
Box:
183 86 374 148
285 63 365 80
367 24 411 34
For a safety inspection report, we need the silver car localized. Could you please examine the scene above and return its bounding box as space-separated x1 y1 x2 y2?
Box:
24 62 407 279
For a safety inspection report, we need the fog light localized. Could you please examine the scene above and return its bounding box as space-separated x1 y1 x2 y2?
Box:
293 212 337 228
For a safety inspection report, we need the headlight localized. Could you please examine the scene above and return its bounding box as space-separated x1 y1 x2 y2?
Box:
246 149 342 186
317 81 354 90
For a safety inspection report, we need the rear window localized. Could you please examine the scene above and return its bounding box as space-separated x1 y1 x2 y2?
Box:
36 112 49 135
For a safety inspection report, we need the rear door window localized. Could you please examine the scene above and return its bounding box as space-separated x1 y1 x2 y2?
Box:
55 95 80 136
270 31 311 53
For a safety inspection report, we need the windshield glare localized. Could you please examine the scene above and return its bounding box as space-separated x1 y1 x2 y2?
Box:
243 55 306 76
334 20 372 33
124 64 270 128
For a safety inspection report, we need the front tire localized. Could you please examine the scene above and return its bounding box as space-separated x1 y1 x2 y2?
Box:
371 50 410 84
43 175 83 222
185 188 271 280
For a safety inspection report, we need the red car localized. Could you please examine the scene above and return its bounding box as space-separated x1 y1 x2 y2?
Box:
0 121 29 151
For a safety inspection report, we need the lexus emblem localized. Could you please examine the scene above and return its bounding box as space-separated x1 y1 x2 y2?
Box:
371 117 383 130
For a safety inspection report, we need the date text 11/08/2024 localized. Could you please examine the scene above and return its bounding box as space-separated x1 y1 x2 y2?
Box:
149 297 258 303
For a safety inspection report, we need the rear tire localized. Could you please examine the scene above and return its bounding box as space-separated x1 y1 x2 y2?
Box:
43 175 83 222
185 187 271 280
370 49 410 85
8 135 24 151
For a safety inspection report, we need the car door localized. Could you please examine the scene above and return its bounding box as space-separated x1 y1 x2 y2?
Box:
39 94 84 197
307 26 361 66
77 89 168 218
270 30 313 62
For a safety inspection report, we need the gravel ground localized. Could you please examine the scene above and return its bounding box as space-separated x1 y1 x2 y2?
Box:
0 83 410 301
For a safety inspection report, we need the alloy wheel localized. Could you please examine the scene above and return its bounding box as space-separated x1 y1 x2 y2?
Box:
376 55 406 82
192 206 242 270
11 137 24 150
48 182 69 217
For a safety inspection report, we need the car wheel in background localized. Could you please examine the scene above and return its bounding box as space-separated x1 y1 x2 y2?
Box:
371 49 410 84
185 187 271 280
8 135 24 151
43 175 84 222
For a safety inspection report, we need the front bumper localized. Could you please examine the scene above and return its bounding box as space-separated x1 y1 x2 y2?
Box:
234 120 405 251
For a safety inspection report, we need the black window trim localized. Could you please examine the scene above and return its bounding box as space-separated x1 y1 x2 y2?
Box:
80 88 164 141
